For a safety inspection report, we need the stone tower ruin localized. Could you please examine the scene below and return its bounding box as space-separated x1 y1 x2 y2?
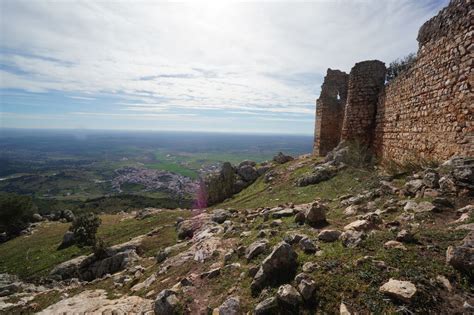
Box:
313 0 473 162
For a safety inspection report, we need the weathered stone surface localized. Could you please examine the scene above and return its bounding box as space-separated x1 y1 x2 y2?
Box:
318 229 342 242
305 201 327 226
340 230 365 248
211 209 229 224
379 279 417 303
313 69 349 156
237 165 259 183
277 284 302 306
251 242 298 294
297 166 337 187
214 296 240 315
273 152 294 164
254 297 278 315
299 237 318 254
58 230 75 249
154 289 180 315
396 230 415 243
272 208 294 219
38 289 153 314
344 219 373 232
384 240 407 250
297 278 317 301
245 240 268 261
446 231 473 276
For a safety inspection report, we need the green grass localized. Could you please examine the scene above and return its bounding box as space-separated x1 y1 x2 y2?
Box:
217 158 379 209
0 210 191 280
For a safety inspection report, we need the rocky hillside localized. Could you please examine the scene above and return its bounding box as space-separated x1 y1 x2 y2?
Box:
0 150 472 314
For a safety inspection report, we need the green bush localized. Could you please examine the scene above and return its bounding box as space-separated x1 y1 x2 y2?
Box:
0 192 35 236
386 53 417 82
70 212 101 247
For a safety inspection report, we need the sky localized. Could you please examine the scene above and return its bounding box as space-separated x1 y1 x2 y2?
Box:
0 0 448 135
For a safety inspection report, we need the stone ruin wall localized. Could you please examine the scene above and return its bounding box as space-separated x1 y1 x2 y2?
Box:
314 0 473 162
313 69 348 156
373 0 473 162
340 61 386 145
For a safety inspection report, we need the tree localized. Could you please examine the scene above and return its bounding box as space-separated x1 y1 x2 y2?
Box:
386 53 417 82
0 192 35 237
70 212 101 247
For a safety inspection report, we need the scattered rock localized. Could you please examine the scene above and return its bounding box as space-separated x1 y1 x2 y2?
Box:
156 250 168 263
296 277 316 301
305 201 327 226
318 229 342 242
214 296 240 315
245 240 268 261
340 230 365 248
415 201 437 213
254 297 278 315
273 152 294 164
396 230 415 243
251 242 298 294
343 219 373 232
379 279 417 303
58 231 75 249
272 208 294 219
154 289 180 315
297 166 337 187
340 302 352 315
212 209 229 224
299 237 318 254
405 179 424 195
302 262 318 273
277 284 302 306
384 240 407 250
446 231 473 276
294 211 305 224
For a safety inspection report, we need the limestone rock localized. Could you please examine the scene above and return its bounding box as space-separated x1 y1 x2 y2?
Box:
305 201 327 226
251 242 298 294
272 208 294 219
396 230 415 243
384 240 407 250
277 284 302 306
58 231 75 249
299 237 318 254
154 289 180 315
245 240 268 261
343 219 373 232
340 230 365 248
446 231 473 276
297 278 317 301
318 229 342 242
254 297 278 315
273 152 294 164
405 179 424 195
214 296 240 315
211 209 229 224
237 165 259 182
379 279 417 303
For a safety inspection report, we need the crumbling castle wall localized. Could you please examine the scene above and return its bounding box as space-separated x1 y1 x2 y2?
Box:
314 0 473 161
373 0 473 161
340 60 386 145
313 69 349 156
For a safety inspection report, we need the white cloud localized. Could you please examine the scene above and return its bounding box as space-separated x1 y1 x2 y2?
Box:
0 0 448 132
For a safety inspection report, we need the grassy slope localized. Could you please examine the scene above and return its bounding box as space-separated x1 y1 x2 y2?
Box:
0 210 191 280
218 156 380 210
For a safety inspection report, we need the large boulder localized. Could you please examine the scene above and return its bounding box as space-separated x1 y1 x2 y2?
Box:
305 201 327 226
237 165 259 182
154 289 180 315
251 242 298 294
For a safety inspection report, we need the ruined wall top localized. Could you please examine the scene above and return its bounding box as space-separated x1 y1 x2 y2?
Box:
417 0 472 46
